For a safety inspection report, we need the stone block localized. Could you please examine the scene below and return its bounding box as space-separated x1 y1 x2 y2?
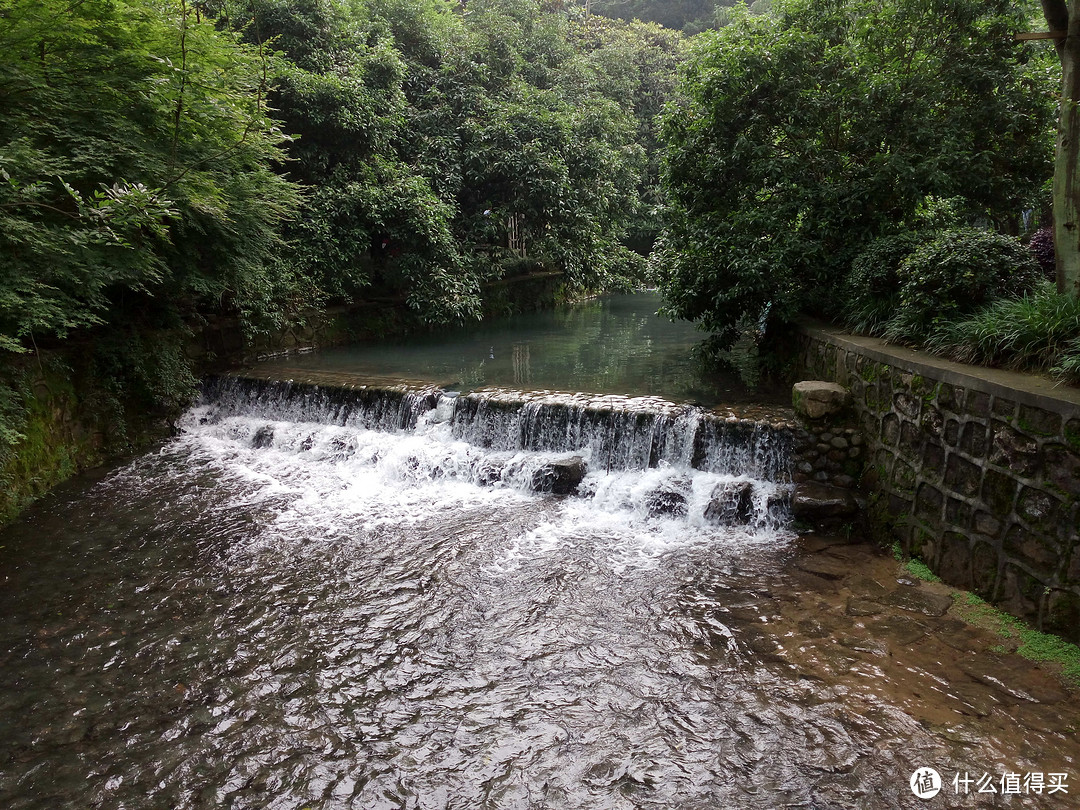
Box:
943 418 960 447
1017 404 1062 438
938 531 973 588
965 390 991 417
1044 590 1080 640
991 396 1017 420
971 541 1000 598
982 469 1018 515
1043 444 1080 498
531 456 587 495
864 385 880 410
792 381 852 419
791 481 859 520
988 423 1040 478
915 483 945 523
944 453 981 498
894 392 921 420
1002 522 1058 570
888 493 913 516
881 413 900 446
937 383 964 414
1069 545 1080 584
893 460 917 495
899 420 921 453
973 511 1001 537
1016 486 1061 531
945 498 973 527
996 564 1041 622
921 441 945 479
921 406 943 438
959 421 988 457
1066 417 1080 452
704 481 754 525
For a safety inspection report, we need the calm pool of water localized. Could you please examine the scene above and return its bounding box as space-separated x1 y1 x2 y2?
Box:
249 292 774 406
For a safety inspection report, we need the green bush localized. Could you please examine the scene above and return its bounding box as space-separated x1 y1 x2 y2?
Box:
885 229 1042 344
843 232 925 335
926 283 1080 382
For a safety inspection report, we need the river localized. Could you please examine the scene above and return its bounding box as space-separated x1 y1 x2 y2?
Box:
0 294 1076 809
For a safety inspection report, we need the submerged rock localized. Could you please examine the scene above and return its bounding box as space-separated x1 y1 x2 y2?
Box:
792 381 852 419
475 458 505 487
531 456 587 495
645 478 690 517
704 481 754 525
791 482 858 520
252 424 275 448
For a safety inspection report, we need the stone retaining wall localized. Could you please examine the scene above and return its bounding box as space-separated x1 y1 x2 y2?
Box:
796 324 1080 639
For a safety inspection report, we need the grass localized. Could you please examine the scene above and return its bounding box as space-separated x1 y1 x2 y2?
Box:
924 282 1080 383
952 592 1080 688
904 558 941 583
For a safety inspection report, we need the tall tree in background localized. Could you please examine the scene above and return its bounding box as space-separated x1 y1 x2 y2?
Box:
1043 0 1080 297
656 0 1054 344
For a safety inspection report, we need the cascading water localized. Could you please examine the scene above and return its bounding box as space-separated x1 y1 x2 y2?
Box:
197 376 795 533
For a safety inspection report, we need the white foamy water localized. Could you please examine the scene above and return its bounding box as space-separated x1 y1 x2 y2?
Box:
176 379 796 567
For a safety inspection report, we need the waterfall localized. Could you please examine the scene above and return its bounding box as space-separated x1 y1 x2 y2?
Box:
193 375 795 530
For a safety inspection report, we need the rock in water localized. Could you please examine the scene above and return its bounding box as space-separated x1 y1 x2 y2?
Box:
645 478 690 517
704 481 754 525
792 381 852 419
252 424 275 448
791 482 858 520
532 456 587 495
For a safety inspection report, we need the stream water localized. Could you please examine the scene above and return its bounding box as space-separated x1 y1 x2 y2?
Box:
1 297 1077 809
249 292 776 406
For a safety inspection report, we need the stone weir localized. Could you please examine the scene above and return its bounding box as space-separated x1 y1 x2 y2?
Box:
198 373 812 520
202 372 810 492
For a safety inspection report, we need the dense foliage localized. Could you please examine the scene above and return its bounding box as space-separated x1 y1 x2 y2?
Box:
655 0 1056 347
224 0 683 322
926 283 1080 382
0 0 686 488
882 229 1043 343
0 0 301 352
0 0 681 355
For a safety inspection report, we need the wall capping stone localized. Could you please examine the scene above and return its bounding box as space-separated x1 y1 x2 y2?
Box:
799 320 1080 414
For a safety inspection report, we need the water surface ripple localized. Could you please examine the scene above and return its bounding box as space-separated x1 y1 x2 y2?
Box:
0 395 1075 809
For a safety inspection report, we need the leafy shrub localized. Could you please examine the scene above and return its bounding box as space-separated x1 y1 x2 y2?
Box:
1053 336 1080 383
843 232 925 335
885 229 1042 344
1027 226 1056 282
90 330 198 445
926 283 1080 382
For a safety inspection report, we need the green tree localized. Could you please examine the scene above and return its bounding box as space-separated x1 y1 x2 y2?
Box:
0 0 300 351
1041 0 1080 298
656 0 1054 345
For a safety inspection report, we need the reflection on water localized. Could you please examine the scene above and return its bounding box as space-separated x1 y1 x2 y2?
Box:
250 292 776 406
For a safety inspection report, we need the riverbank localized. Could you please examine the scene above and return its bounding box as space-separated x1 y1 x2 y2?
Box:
793 321 1080 641
0 272 568 527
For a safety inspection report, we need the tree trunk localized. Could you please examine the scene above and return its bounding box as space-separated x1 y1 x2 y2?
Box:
1050 2 1080 296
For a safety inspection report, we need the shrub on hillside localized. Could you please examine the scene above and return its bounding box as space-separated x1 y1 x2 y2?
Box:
843 232 925 335
884 229 1042 344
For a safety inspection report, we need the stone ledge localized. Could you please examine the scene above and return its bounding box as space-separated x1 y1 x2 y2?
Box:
798 320 1080 415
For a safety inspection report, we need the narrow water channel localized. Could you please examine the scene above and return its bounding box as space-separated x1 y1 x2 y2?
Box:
1 296 1077 809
